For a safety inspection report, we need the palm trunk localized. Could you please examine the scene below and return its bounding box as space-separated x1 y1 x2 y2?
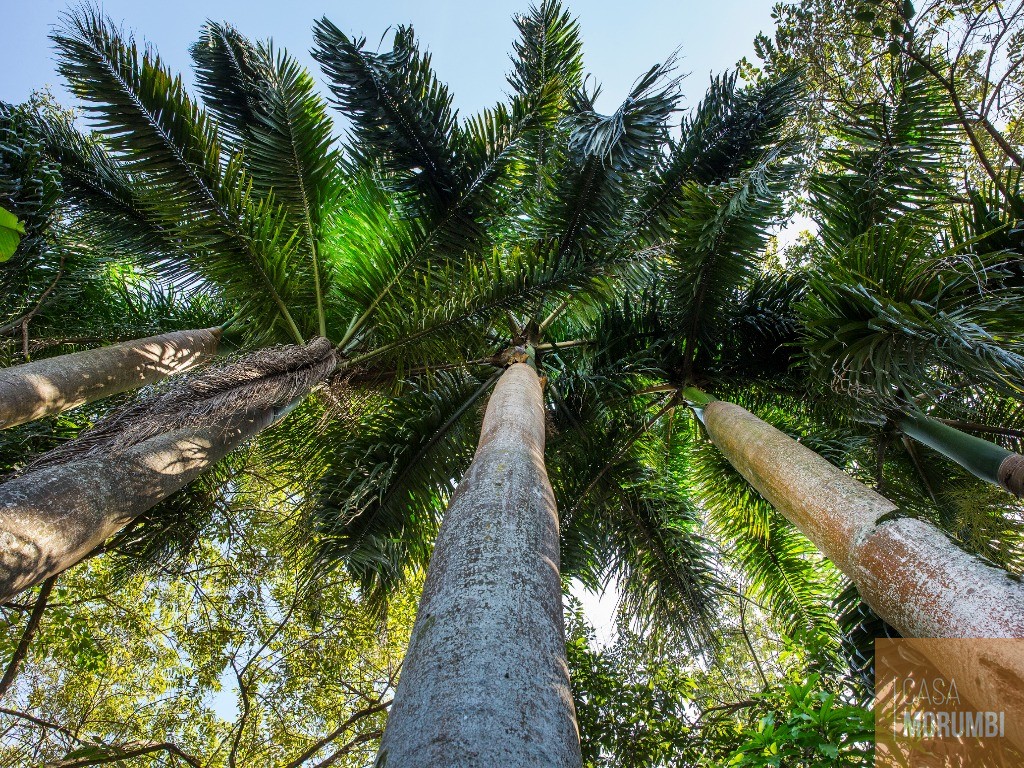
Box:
375 362 581 768
0 327 222 430
0 406 279 602
691 392 1024 752
897 410 1024 497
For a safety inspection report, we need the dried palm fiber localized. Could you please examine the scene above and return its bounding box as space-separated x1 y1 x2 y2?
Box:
0 338 335 601
26 336 337 470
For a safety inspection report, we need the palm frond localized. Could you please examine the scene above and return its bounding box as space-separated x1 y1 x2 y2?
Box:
548 384 721 651
799 222 1024 406
508 0 583 104
53 7 306 344
631 70 803 242
809 60 958 256
190 21 266 146
664 145 801 377
312 21 460 210
304 370 493 605
507 0 583 188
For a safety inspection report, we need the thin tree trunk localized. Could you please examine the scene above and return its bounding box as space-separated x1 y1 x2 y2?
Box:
0 407 277 602
376 362 581 768
0 575 55 698
897 410 1024 496
692 393 1024 752
0 327 222 430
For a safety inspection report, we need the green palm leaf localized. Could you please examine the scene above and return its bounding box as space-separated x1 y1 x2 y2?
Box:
53 8 306 344
304 371 494 605
313 21 461 210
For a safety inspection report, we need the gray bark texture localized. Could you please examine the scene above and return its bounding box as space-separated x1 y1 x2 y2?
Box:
0 409 272 602
375 362 582 768
0 327 221 430
700 398 1024 752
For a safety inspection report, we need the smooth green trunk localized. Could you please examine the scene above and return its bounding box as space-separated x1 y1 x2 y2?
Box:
897 410 1024 496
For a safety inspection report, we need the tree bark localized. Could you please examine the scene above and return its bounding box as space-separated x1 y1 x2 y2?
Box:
0 327 221 430
697 397 1024 752
0 407 275 602
375 362 581 768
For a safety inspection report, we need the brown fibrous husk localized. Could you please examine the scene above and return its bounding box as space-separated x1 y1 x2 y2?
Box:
28 337 336 470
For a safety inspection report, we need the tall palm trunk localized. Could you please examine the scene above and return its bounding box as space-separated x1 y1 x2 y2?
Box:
690 391 1024 752
0 327 222 430
897 409 1024 496
0 337 335 601
376 362 581 768
0 407 277 602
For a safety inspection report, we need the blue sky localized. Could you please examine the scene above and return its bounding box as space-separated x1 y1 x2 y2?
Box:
3 0 781 117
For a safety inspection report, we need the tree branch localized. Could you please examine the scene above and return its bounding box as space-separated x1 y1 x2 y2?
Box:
282 700 391 768
45 741 204 768
311 730 384 768
0 706 80 742
0 575 57 699
0 254 66 359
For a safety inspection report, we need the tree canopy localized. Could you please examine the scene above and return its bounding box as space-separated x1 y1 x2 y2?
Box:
3 1 1024 765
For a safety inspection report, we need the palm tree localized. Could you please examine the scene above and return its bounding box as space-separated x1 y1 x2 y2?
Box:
801 59 1024 496
4 5 691 761
16 1 1024 759
375 360 582 767
501 53 1024 650
0 2 564 601
0 98 228 429
0 337 334 601
672 52 1024 746
295 13 820 761
0 327 225 430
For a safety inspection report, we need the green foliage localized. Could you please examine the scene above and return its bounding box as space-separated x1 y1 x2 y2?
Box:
566 595 873 767
302 372 491 604
550 385 723 649
808 59 957 256
52 8 312 343
11 2 1024 765
800 222 1024 407
0 206 23 261
0 96 62 266
567 601 697 767
0 471 417 767
727 676 873 767
313 22 461 208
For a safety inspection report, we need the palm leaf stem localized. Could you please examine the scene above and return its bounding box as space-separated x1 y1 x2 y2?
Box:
379 369 502 507
538 295 573 332
901 434 940 506
534 339 590 351
334 210 456 352
636 384 679 396
936 419 1024 440
564 392 678 525
680 386 715 408
60 15 306 344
